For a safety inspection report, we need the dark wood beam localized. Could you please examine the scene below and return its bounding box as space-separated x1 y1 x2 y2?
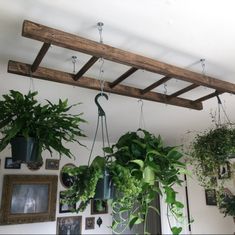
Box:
193 91 224 103
73 56 98 81
141 76 171 94
31 43 50 72
22 20 235 94
169 84 199 98
8 60 203 110
110 67 138 88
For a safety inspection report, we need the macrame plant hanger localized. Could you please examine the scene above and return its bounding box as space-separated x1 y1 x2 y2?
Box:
87 22 113 200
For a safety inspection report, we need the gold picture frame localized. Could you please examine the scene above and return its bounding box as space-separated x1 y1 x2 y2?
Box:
0 174 58 225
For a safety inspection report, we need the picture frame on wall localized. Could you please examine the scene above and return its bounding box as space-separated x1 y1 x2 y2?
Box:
205 189 217 206
45 159 60 170
218 162 231 179
85 217 95 230
59 191 76 213
57 216 82 235
0 174 58 225
4 157 21 169
91 199 108 214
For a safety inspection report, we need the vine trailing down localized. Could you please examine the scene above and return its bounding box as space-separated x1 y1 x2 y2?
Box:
62 129 188 235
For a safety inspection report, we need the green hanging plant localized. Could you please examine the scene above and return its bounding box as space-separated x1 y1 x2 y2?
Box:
0 90 86 162
63 129 188 235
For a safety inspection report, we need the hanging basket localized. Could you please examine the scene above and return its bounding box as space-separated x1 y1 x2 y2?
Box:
10 136 39 163
94 168 114 200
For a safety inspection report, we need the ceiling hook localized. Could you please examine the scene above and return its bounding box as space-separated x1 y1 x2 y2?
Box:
95 93 108 116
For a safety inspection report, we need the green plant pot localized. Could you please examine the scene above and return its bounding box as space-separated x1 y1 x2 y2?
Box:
94 168 114 200
10 136 39 163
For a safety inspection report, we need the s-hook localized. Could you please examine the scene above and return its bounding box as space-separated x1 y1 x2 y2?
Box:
95 93 108 117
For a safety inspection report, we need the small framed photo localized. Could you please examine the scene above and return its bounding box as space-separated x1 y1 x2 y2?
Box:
59 191 76 213
45 159 60 170
4 157 21 169
57 216 82 235
85 217 95 230
91 199 108 214
218 162 231 179
205 189 217 206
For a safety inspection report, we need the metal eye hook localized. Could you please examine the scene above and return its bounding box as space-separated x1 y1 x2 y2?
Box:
95 93 108 116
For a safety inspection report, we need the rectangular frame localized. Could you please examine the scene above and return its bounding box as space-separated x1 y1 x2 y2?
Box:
0 174 58 225
85 217 95 230
4 157 21 169
59 191 76 213
57 216 82 235
91 199 108 215
205 189 217 206
218 162 231 179
45 159 60 170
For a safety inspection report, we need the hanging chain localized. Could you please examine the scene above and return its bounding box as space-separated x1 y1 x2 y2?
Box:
72 56 77 74
216 93 231 126
200 58 206 76
97 22 106 94
28 69 35 92
138 99 146 129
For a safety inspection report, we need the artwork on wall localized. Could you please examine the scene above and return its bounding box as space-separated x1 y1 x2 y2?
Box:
60 163 76 188
205 189 217 206
57 216 82 235
218 162 231 179
0 174 58 225
45 159 60 170
91 199 108 214
4 157 21 169
85 217 95 230
59 191 76 213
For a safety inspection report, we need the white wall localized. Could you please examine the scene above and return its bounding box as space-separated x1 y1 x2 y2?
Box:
0 140 113 234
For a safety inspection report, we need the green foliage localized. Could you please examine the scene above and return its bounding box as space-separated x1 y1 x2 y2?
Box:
0 90 86 161
62 129 187 234
219 194 235 217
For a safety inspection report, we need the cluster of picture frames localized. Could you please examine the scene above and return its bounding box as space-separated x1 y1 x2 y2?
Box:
205 161 235 206
0 158 108 234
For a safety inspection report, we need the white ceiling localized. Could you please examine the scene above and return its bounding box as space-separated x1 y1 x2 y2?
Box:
1 0 235 146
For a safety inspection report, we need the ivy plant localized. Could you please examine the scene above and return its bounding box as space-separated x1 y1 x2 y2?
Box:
63 129 187 235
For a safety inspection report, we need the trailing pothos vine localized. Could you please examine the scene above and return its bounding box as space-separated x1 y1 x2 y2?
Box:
62 129 188 234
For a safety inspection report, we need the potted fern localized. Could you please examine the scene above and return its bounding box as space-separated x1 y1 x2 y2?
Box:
63 129 187 234
0 90 86 163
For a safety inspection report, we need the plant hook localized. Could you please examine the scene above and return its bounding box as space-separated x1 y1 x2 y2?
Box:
95 93 108 116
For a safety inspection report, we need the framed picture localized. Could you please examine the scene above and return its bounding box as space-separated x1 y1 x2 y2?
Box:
45 159 60 170
85 217 95 230
91 199 108 214
57 216 82 235
4 157 21 169
0 175 58 225
60 163 76 188
218 162 231 179
59 191 76 213
205 189 217 206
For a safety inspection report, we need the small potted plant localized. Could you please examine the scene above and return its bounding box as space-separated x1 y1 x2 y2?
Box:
63 129 187 234
0 90 86 163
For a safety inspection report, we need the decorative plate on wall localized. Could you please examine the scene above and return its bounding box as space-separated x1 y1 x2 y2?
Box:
60 163 76 188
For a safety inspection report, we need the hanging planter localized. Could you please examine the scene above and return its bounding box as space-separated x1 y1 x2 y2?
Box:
94 167 114 200
10 136 39 163
0 90 86 163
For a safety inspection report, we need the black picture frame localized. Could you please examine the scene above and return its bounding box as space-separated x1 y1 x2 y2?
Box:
57 216 82 235
60 164 76 188
218 162 231 179
91 199 108 214
85 217 95 230
59 191 76 213
205 189 217 206
4 157 21 169
45 159 60 170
